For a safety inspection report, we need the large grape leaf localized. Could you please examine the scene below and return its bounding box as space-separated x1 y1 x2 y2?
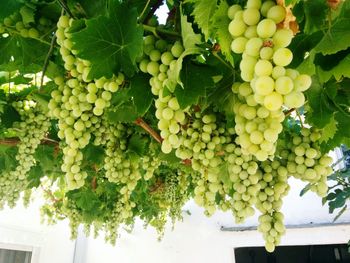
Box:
67 0 108 18
319 116 337 143
317 53 350 83
71 1 143 79
128 73 153 116
0 36 49 69
305 77 334 128
174 60 216 109
0 0 22 20
211 0 234 65
303 0 327 34
314 2 350 55
180 12 202 50
189 0 217 41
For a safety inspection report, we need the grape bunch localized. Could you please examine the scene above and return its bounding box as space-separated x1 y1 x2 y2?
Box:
227 0 312 160
49 15 124 190
0 100 50 208
139 36 187 154
225 143 261 223
278 127 333 197
62 199 82 239
232 82 285 161
0 8 53 38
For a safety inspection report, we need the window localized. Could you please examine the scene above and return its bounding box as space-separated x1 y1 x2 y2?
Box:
0 248 32 263
234 244 350 263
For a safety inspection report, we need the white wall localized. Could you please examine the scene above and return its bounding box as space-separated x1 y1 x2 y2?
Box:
83 177 350 263
0 200 75 263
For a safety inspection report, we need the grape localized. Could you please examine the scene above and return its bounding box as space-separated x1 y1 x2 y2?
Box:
273 29 293 48
229 19 247 37
260 1 275 17
243 8 261 26
231 37 248 54
294 74 312 91
228 5 242 20
255 60 273 76
275 76 294 95
257 19 276 38
267 5 286 24
254 76 274 96
245 37 263 56
264 92 283 111
273 48 293 66
283 91 305 108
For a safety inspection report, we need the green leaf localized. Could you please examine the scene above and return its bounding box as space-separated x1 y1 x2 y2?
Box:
128 73 153 116
20 5 35 25
34 145 56 173
73 189 102 213
305 76 334 128
27 164 44 188
0 0 22 20
82 144 105 169
163 47 203 92
174 60 216 109
314 18 350 55
180 10 202 50
303 0 327 34
1 105 20 129
67 0 108 18
333 205 347 222
189 0 217 41
297 51 316 75
317 53 350 82
71 2 143 79
128 134 149 156
299 183 311 196
0 35 49 69
319 115 338 143
211 0 234 65
107 105 138 123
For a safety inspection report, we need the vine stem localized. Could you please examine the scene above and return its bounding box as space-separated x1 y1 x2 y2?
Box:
142 24 181 38
134 117 163 144
142 0 164 24
138 0 152 23
40 34 57 88
296 109 304 128
284 108 295 116
57 0 76 19
0 137 59 146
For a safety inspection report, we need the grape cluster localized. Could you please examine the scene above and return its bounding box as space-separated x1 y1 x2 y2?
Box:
258 211 285 252
0 100 50 208
139 36 187 154
279 127 333 197
232 82 285 161
225 144 260 223
0 9 53 38
228 0 312 160
142 154 161 181
62 199 82 239
49 15 124 189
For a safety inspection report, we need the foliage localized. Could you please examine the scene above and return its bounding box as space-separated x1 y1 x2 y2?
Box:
0 0 349 252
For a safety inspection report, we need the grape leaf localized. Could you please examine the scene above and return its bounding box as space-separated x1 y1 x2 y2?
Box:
163 47 203 92
128 73 153 116
20 5 35 25
0 36 49 68
317 53 350 83
211 0 234 65
27 165 44 188
180 11 202 50
189 0 217 41
319 116 338 143
82 144 105 169
107 105 138 123
174 60 216 109
303 0 327 34
314 18 350 55
34 145 56 173
305 76 334 128
71 1 143 79
128 134 149 156
0 0 22 20
67 0 108 18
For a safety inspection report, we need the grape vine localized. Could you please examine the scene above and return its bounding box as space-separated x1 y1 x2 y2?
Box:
0 0 349 253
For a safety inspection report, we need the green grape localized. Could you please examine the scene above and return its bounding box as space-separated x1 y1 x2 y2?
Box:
275 76 294 95
228 4 242 20
229 19 247 37
283 91 305 108
243 8 261 26
267 5 286 24
273 29 293 48
257 19 276 38
273 48 293 66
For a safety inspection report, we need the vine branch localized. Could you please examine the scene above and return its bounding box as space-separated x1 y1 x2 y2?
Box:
142 24 181 38
134 117 163 144
40 34 57 88
0 137 59 146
